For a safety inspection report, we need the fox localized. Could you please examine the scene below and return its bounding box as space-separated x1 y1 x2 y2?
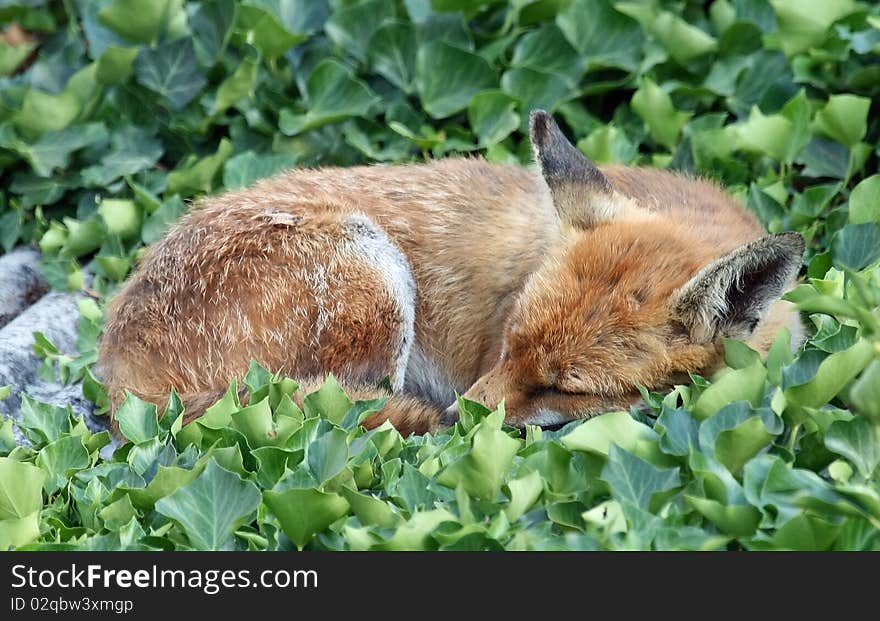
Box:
98 110 805 435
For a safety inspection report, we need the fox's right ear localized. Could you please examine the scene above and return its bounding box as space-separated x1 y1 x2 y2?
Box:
529 110 614 227
672 232 805 343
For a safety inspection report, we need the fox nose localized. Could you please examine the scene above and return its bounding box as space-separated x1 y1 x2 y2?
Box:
439 403 459 427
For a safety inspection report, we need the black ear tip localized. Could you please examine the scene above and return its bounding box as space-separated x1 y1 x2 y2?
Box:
529 109 552 144
775 231 806 255
529 109 549 123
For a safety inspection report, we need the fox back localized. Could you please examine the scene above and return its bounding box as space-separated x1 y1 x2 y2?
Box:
98 110 804 433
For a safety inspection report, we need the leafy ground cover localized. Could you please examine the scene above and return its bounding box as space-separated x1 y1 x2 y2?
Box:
0 0 879 550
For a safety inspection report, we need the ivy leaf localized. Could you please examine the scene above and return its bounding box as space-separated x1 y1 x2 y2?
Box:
468 90 519 146
631 77 692 151
114 392 159 444
601 445 681 513
279 59 378 135
415 41 496 119
557 0 644 71
825 417 880 480
134 38 207 110
222 150 297 189
263 488 349 549
156 459 261 550
437 416 520 500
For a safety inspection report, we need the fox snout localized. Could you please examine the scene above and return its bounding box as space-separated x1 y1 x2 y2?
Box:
439 403 460 427
454 364 565 428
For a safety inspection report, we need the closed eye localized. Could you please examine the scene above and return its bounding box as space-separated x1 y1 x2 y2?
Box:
543 384 584 397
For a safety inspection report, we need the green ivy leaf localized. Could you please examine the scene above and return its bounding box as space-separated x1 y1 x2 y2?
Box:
36 435 90 494
825 417 880 479
601 445 680 512
12 89 81 137
98 0 181 44
692 357 767 420
850 360 880 423
191 0 237 64
735 106 793 161
561 409 668 466
235 2 308 59
500 67 571 126
437 416 520 500
367 21 417 93
415 41 496 119
341 486 397 528
307 428 349 484
849 175 880 225
166 138 233 195
18 396 71 446
156 459 261 550
467 90 519 146
698 403 781 473
115 392 159 444
0 457 46 549
812 94 870 147
134 38 207 110
0 122 108 177
768 0 857 56
302 375 353 425
784 339 875 409
279 59 378 135
557 0 644 71
263 488 349 549
631 77 692 151
210 48 260 117
831 223 880 270
325 0 395 63
511 23 583 87
80 125 163 187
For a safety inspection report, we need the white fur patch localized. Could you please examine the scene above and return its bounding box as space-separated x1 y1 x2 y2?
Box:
404 342 457 406
518 408 569 427
788 314 806 350
303 262 331 347
342 212 416 392
262 209 299 226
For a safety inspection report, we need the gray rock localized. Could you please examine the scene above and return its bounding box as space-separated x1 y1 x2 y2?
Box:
0 247 48 329
0 287 110 446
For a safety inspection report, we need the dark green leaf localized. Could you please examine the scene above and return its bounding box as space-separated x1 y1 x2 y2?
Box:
134 38 207 110
367 21 417 93
325 0 395 63
279 59 377 134
831 223 880 270
556 0 644 71
601 445 680 512
415 41 496 119
467 90 519 146
191 0 237 64
222 150 297 189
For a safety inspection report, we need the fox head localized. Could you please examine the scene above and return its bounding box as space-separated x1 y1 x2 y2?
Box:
452 110 805 428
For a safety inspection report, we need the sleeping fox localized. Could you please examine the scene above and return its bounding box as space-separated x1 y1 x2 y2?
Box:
98 110 804 434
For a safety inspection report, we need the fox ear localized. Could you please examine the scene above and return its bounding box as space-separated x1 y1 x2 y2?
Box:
529 110 614 227
672 232 805 343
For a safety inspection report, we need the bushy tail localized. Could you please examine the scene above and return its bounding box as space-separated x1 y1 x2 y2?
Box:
292 378 444 436
104 375 443 437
